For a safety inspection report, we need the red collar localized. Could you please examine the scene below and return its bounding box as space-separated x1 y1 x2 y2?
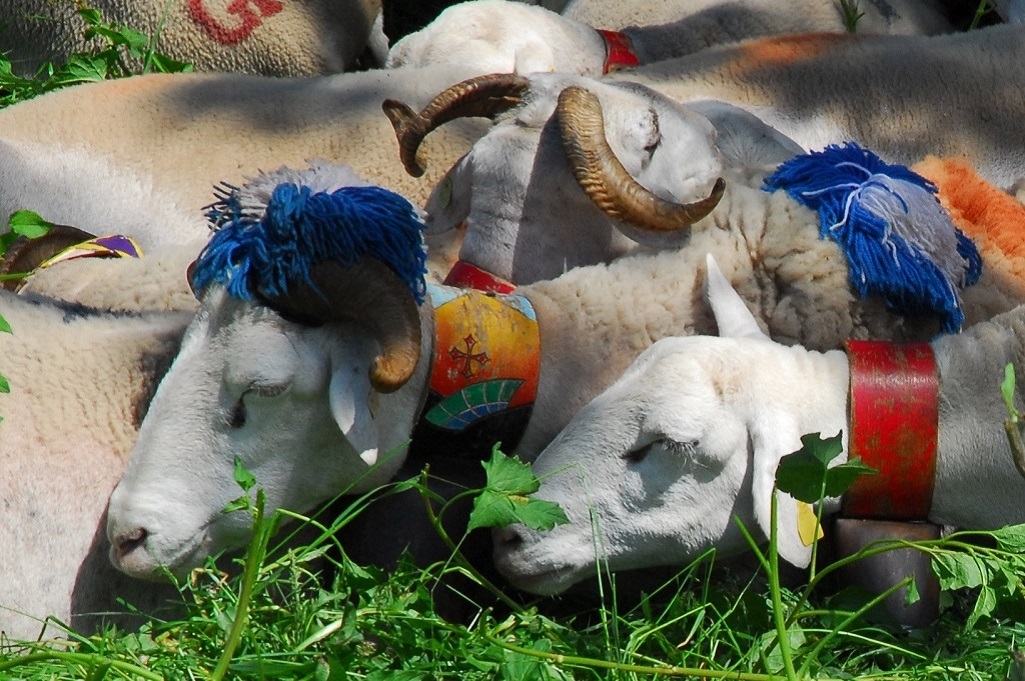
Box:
841 340 938 520
597 29 640 73
443 259 516 294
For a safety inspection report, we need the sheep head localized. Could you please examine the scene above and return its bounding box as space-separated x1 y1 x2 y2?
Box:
106 260 431 581
493 256 850 595
388 72 726 285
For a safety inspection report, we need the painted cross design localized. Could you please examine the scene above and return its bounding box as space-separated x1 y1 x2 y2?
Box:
449 334 489 379
187 0 284 45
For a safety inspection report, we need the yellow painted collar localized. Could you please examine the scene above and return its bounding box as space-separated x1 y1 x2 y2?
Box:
408 284 540 461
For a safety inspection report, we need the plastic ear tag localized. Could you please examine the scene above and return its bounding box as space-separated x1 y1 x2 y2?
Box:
797 501 824 546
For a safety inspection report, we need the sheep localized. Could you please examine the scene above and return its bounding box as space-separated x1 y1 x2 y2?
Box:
1 0 381 77
384 70 797 287
101 160 1022 582
383 25 1025 288
0 64 497 306
386 0 957 76
393 22 1025 195
0 290 190 640
492 257 1025 595
0 64 491 222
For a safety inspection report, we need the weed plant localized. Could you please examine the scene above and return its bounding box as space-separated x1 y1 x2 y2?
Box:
2 444 1025 680
0 5 190 110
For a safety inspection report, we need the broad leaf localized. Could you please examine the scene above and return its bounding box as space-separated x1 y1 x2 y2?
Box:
775 431 876 503
8 209 52 239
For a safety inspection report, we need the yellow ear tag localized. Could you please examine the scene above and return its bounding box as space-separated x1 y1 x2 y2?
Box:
797 501 824 546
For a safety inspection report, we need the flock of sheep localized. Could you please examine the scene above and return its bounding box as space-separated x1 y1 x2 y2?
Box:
2 0 1025 641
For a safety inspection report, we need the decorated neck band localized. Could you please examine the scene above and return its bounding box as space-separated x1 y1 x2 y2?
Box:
443 259 516 294
841 340 938 520
407 284 540 462
597 29 640 73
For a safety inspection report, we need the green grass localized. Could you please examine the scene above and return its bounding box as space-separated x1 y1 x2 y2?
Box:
2 453 1024 680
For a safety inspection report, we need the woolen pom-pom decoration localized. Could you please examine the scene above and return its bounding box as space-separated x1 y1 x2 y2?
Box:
190 167 428 304
763 142 981 333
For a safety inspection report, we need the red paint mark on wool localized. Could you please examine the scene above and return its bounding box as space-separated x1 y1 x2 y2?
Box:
186 0 284 45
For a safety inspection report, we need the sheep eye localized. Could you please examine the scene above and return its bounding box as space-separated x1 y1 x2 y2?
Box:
623 442 654 464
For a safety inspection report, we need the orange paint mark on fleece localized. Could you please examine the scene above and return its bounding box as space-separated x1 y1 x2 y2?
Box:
915 156 1025 282
730 32 855 72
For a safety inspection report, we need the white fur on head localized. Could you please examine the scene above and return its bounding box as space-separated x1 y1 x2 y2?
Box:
494 260 846 592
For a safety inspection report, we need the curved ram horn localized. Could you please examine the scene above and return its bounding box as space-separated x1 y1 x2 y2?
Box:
556 85 726 232
0 223 98 292
265 259 422 393
382 72 532 178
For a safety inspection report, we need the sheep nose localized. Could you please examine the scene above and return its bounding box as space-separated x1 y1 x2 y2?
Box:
495 525 524 550
110 526 149 563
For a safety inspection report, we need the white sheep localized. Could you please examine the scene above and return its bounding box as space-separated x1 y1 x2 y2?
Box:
386 0 956 76
102 162 1020 581
0 64 500 306
384 71 798 286
0 290 190 639
492 257 1025 595
2 0 381 77
384 25 1025 288
389 10 1025 191
0 64 491 222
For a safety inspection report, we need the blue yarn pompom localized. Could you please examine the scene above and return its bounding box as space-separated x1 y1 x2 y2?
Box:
763 142 981 334
190 171 427 304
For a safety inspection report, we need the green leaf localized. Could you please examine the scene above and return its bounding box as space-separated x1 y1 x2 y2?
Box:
932 551 986 590
0 314 11 334
967 584 998 629
990 524 1025 552
775 431 876 503
467 489 518 533
512 497 569 532
8 209 52 239
0 374 9 394
467 446 569 532
1004 364 1019 420
904 575 921 605
233 457 257 493
223 498 250 514
481 445 539 495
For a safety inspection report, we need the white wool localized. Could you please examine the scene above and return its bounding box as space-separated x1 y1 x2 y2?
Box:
0 292 189 639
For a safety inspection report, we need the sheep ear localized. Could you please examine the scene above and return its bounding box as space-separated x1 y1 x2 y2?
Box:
424 158 471 234
328 351 380 466
705 254 767 341
749 412 812 568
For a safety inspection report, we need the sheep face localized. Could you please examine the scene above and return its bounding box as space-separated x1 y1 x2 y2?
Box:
493 335 850 596
422 74 724 284
106 287 425 580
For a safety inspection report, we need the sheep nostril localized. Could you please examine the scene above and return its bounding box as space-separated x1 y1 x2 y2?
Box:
112 527 149 560
496 525 524 549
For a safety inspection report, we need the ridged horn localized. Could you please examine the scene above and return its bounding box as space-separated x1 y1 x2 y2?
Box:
556 86 725 231
265 259 422 393
0 224 98 292
383 72 532 177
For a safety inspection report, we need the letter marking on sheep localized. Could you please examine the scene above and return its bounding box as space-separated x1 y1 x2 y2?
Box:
187 0 284 44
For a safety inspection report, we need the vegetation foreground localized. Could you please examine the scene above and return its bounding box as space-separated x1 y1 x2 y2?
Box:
3 5 1025 680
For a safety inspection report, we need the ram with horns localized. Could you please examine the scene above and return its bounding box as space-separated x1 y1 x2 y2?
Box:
382 71 779 288
103 151 1024 580
384 23 1025 289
